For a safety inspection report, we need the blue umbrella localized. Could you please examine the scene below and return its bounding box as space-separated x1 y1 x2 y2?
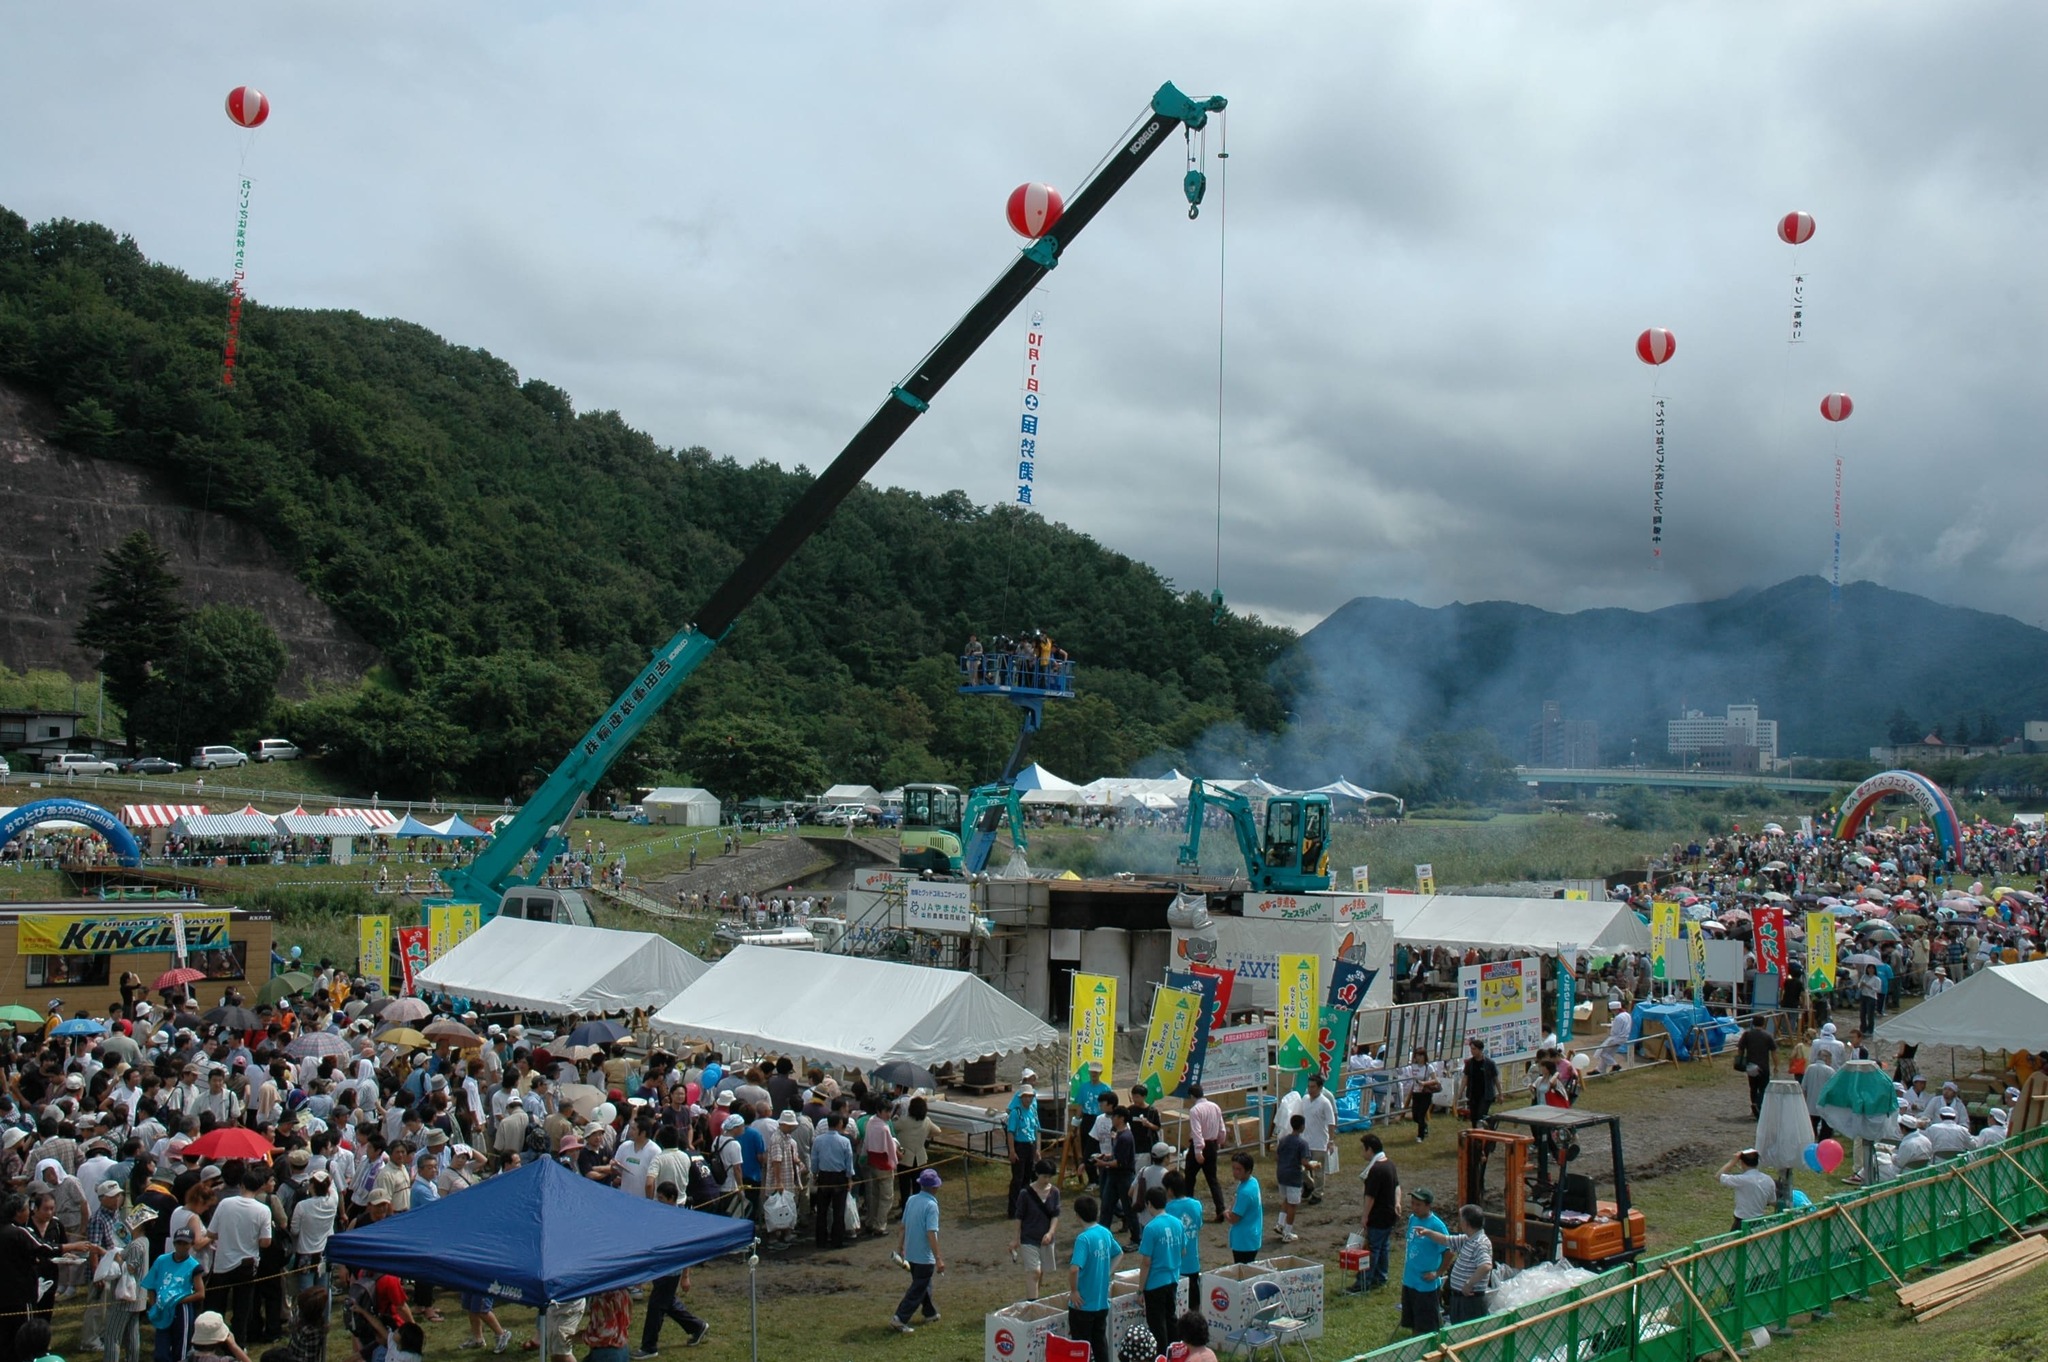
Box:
50 1018 106 1037
564 1019 630 1048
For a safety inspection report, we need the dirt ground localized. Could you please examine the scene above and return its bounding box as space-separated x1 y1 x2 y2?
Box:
657 1044 1836 1360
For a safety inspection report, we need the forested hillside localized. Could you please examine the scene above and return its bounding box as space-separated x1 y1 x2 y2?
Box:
0 208 1295 799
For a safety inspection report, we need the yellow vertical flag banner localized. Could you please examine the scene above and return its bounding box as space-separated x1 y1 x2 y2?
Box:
1649 901 1681 981
1069 973 1116 1097
1415 864 1436 895
1685 922 1709 1001
1136 985 1203 1102
356 915 390 994
1275 953 1321 1075
1806 912 1838 993
427 903 482 960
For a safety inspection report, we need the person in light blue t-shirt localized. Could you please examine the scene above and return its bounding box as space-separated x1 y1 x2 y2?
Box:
1135 1186 1183 1350
890 1169 944 1333
1162 1171 1207 1301
1066 1195 1121 1362
1225 1152 1264 1263
1399 1188 1448 1335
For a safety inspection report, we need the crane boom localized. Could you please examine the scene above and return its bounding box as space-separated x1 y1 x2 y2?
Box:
444 82 1228 913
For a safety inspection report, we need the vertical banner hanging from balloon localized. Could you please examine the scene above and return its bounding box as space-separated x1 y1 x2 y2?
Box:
1014 309 1045 509
1164 969 1221 1096
1637 329 1675 563
1275 953 1320 1078
1753 906 1788 979
220 86 269 389
1821 393 1854 607
222 177 253 386
395 926 431 995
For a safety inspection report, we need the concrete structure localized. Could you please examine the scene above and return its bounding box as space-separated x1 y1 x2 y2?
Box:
1528 701 1600 769
1668 702 1779 767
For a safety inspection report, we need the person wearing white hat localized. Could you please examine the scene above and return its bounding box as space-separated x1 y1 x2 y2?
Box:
1975 1108 2011 1149
1004 1081 1041 1224
711 1116 746 1216
1926 1107 1974 1157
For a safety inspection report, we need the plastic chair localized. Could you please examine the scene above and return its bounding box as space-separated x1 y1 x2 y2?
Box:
1045 1335 1092 1362
1217 1281 1313 1362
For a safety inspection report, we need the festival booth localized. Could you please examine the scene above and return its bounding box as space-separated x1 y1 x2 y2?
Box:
166 811 279 865
642 787 721 826
650 944 1056 1068
328 806 399 830
1875 959 2048 1050
1379 894 1651 956
415 916 708 1015
329 1155 750 1308
272 809 374 865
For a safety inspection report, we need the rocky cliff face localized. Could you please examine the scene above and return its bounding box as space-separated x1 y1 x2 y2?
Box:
0 381 380 695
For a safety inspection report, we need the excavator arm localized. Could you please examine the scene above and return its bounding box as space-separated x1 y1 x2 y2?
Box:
444 83 1227 914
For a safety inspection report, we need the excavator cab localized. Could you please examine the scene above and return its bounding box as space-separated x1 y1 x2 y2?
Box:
897 783 965 875
1262 795 1330 879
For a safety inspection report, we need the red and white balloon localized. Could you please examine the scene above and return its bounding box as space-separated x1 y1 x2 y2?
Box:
1006 183 1064 240
1820 392 1854 422
225 86 270 129
1777 211 1816 246
1635 328 1677 366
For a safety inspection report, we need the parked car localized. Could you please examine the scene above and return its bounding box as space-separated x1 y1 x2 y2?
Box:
46 752 120 776
254 739 301 762
189 745 250 770
609 804 643 821
124 755 182 775
815 802 873 827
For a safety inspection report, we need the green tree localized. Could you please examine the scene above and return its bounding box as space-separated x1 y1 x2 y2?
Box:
286 682 477 796
73 530 187 749
1885 708 1919 745
127 605 286 755
677 714 827 806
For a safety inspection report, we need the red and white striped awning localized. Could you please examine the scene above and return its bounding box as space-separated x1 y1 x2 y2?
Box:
121 804 208 829
328 806 399 829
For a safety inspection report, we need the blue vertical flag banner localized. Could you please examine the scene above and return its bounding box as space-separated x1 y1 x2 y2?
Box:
1015 309 1045 508
1325 959 1376 1013
1555 948 1578 1044
1165 969 1220 1096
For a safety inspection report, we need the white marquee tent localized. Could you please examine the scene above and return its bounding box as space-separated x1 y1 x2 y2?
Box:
642 787 721 826
416 916 708 1014
1875 960 2048 1050
650 945 1056 1070
171 812 280 839
818 783 882 808
1381 894 1651 956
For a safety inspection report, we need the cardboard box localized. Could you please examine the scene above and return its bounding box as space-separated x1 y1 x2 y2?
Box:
1108 1279 1146 1347
1253 1255 1325 1340
1201 1262 1274 1332
985 1300 1065 1362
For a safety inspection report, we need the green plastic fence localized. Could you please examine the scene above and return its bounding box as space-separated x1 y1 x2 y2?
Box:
1340 1129 2048 1362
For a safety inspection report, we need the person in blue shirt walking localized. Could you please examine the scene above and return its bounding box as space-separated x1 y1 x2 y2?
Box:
1224 1152 1264 1264
1161 1171 1206 1304
1398 1188 1448 1335
1134 1186 1183 1349
889 1168 944 1333
1005 1077 1041 1223
1066 1195 1121 1362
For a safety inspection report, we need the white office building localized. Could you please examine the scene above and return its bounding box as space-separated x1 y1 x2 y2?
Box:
1668 703 1780 765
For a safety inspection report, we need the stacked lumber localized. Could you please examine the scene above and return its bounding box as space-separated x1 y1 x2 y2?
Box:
1896 1235 2048 1321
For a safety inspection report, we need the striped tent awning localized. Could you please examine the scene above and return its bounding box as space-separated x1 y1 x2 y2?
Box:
121 804 208 828
328 807 399 829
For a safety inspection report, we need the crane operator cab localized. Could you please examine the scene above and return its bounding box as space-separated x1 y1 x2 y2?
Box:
1264 795 1330 879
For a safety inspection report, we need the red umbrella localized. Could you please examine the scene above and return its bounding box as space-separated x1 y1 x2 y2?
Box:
182 1127 274 1161
153 967 206 991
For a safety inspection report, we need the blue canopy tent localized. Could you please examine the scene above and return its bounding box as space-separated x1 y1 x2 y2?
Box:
327 1157 751 1306
384 814 446 839
428 814 488 839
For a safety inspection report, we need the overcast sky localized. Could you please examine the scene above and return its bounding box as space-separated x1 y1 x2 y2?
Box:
5 2 2043 633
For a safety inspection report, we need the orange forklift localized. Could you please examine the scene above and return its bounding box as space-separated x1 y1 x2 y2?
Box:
1456 1106 1647 1269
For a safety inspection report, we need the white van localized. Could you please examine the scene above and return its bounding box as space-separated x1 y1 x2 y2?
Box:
255 739 301 762
190 745 250 769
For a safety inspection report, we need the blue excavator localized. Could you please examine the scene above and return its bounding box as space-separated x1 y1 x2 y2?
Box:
439 82 1229 919
1177 778 1334 894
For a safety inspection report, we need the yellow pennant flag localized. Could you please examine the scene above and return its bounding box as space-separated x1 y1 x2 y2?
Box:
1650 901 1682 980
1069 973 1116 1097
1806 912 1838 993
1136 985 1204 1103
357 915 390 994
1275 953 1321 1076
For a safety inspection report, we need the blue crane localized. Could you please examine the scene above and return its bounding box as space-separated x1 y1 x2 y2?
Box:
441 82 1228 916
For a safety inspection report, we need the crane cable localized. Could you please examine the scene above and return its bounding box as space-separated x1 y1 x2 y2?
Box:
1210 113 1230 623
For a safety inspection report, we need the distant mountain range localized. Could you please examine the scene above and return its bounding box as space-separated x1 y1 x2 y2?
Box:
1291 576 2048 762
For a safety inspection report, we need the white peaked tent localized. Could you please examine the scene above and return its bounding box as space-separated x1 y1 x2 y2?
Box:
819 784 882 807
1303 778 1407 813
1381 894 1651 956
1875 960 2048 1050
650 945 1056 1070
416 916 708 1014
